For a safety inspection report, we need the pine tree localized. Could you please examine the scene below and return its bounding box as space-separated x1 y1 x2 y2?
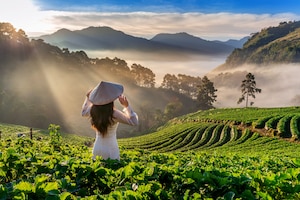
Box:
197 76 217 110
237 73 262 107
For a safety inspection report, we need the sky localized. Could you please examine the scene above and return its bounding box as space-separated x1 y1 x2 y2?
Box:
1 0 300 41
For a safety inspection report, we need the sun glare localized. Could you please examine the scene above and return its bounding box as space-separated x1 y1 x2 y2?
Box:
0 0 52 36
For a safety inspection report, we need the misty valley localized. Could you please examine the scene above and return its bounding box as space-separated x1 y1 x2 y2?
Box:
1 21 300 137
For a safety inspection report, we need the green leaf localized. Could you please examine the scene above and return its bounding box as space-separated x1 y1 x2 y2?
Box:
95 167 108 177
292 158 300 167
35 175 49 185
257 191 273 200
0 169 6 178
109 190 123 198
192 193 202 199
122 165 134 178
183 189 190 200
186 167 203 182
0 185 8 200
44 182 59 193
241 189 255 200
224 191 235 200
6 147 16 155
239 175 252 184
14 181 33 193
59 192 71 200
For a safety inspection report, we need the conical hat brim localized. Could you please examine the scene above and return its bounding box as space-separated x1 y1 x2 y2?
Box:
89 81 124 105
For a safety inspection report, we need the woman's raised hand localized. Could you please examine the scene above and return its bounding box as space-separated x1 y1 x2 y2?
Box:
118 95 129 107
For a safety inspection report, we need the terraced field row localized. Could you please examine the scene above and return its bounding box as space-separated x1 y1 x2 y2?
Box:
119 122 256 152
119 107 300 152
252 113 300 139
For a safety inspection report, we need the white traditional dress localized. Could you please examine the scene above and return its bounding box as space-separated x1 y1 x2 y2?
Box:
81 97 138 160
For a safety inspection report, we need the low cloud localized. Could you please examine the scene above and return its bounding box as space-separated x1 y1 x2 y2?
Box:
211 64 300 108
86 50 228 86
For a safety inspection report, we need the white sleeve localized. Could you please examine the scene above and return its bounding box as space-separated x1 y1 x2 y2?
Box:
113 105 138 126
81 96 92 117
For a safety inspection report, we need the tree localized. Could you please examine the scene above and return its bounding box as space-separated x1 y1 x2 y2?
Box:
163 100 183 120
160 74 201 98
131 63 155 88
237 72 262 107
95 57 132 82
177 74 201 98
160 74 179 92
0 22 16 40
197 76 217 110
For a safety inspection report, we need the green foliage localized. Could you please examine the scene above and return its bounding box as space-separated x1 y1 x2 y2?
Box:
48 124 62 149
2 107 300 199
290 115 300 140
120 107 300 151
222 20 300 68
265 115 283 130
277 114 293 138
1 136 300 199
163 101 183 120
252 116 273 129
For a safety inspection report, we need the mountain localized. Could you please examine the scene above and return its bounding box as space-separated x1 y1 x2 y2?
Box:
150 32 239 54
36 26 244 57
213 21 300 71
214 37 250 49
37 26 174 51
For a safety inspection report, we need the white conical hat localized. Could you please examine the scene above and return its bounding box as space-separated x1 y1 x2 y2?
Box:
89 81 124 105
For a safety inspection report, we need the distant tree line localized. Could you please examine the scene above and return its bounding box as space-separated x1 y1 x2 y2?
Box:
161 74 217 109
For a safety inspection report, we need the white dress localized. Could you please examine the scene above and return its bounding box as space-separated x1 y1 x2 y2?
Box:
81 97 138 160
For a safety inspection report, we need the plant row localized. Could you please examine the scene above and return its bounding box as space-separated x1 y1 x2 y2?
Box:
119 122 258 152
1 137 300 199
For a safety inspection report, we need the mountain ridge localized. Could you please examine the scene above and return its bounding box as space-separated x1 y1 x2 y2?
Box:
150 32 239 54
36 26 247 56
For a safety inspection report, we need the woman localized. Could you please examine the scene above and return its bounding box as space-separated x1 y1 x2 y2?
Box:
81 81 138 160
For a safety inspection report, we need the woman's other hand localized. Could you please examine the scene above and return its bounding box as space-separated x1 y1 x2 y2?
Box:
118 95 129 107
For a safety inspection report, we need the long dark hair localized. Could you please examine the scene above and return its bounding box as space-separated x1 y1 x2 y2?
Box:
90 102 114 135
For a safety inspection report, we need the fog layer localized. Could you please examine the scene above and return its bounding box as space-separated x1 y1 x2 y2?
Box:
87 50 227 85
209 64 300 108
